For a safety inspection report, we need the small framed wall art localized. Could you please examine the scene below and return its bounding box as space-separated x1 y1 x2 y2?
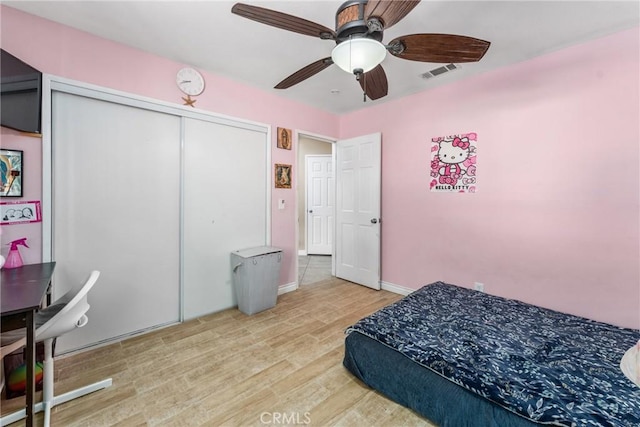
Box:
0 149 23 197
0 200 42 225
430 133 477 193
277 127 292 150
274 164 292 189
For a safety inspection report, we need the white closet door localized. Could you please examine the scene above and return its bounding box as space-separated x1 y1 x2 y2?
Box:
183 117 267 319
52 92 181 353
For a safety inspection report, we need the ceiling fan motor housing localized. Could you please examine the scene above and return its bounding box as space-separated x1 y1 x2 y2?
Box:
335 0 383 43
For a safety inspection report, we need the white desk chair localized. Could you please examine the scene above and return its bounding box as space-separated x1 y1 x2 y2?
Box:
0 271 113 427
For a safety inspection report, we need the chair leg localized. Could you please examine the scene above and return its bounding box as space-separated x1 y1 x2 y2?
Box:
43 338 54 427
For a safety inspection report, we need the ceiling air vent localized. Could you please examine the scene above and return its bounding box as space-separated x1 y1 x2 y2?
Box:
421 63 460 80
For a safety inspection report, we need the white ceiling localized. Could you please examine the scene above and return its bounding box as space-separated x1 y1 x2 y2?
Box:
5 1 639 115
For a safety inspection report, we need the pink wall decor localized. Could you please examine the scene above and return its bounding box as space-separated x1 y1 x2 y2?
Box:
277 128 292 150
430 133 477 192
274 164 292 189
0 200 41 225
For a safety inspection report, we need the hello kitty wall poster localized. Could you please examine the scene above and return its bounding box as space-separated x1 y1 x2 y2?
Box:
430 132 477 193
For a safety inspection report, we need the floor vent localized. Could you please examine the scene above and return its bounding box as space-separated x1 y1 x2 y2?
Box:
421 63 460 79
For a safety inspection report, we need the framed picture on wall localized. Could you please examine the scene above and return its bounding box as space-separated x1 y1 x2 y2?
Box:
277 127 292 150
430 133 477 193
0 200 41 225
275 164 292 189
0 149 23 197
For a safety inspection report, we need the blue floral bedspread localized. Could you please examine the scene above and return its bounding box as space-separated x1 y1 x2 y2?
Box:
346 282 640 426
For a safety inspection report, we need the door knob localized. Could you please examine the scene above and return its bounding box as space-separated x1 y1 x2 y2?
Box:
308 210 313 213
370 218 378 224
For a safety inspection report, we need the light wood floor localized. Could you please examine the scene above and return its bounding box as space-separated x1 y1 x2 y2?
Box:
2 278 436 426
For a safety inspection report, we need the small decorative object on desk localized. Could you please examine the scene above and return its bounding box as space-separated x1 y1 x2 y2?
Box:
620 340 640 387
4 237 28 269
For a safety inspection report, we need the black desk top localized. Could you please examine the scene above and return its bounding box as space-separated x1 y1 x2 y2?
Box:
1 262 56 317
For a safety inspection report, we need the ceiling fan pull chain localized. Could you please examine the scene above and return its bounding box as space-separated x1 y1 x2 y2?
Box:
363 75 367 102
363 70 367 102
353 68 367 103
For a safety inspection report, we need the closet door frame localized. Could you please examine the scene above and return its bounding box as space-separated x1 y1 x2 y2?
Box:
41 74 272 323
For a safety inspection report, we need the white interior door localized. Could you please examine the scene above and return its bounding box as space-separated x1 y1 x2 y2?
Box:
52 91 181 353
306 155 333 255
335 133 381 290
183 118 268 319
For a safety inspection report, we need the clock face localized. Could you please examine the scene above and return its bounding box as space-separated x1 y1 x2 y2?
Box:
176 67 205 96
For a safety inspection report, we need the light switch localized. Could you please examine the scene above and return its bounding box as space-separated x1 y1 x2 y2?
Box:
278 199 285 210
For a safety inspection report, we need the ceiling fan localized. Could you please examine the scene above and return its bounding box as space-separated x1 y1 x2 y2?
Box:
231 0 491 102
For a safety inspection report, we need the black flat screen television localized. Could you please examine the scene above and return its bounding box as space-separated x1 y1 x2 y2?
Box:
1 49 42 134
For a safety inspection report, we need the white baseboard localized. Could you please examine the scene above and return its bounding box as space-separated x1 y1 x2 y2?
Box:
380 281 414 296
298 250 307 256
278 281 298 295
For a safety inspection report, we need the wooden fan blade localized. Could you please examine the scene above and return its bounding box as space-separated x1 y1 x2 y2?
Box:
232 3 335 39
365 0 421 29
389 34 490 63
275 58 334 89
358 65 388 100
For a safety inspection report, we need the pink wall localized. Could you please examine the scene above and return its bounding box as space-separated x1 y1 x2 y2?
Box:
0 5 339 286
340 27 640 329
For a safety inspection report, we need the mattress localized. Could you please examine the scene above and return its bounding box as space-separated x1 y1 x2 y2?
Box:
344 282 640 426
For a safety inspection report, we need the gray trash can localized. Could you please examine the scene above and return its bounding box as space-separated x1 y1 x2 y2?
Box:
231 246 283 315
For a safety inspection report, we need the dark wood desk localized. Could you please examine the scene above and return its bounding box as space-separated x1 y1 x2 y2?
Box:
1 262 56 427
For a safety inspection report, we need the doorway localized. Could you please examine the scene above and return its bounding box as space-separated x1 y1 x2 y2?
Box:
295 131 382 290
297 133 334 285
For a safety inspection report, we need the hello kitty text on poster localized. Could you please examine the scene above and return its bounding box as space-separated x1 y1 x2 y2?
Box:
430 133 477 193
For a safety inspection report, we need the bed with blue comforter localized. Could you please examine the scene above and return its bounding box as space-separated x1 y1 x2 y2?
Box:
343 282 640 426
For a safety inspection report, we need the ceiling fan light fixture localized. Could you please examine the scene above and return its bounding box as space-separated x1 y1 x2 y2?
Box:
331 38 387 74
